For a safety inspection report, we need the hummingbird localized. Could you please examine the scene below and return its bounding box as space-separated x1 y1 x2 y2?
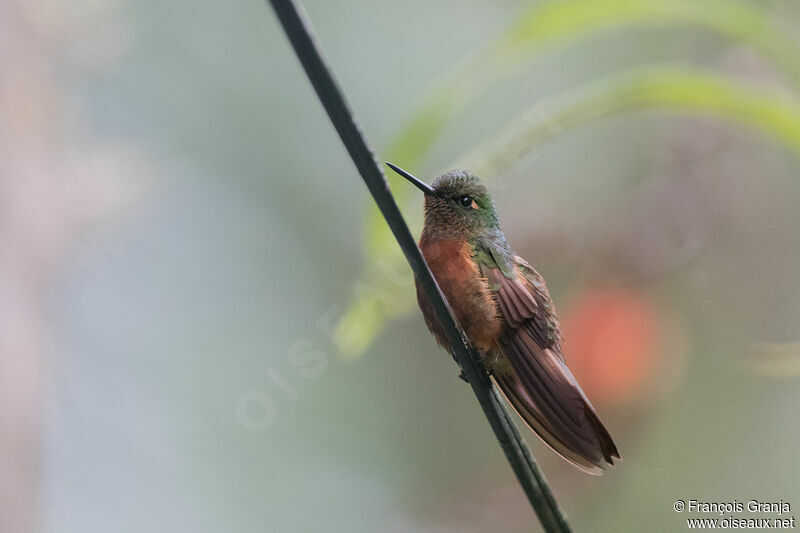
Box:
387 162 620 475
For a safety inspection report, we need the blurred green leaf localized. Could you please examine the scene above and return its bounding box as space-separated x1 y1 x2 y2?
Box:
505 0 800 85
747 342 800 378
462 65 800 176
336 0 800 357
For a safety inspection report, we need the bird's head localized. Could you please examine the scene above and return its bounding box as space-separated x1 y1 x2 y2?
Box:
387 163 501 241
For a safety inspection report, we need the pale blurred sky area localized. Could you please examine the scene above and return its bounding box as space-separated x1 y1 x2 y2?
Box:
3 0 800 532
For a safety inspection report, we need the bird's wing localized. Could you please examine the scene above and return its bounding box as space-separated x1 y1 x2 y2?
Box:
480 256 620 473
490 256 561 354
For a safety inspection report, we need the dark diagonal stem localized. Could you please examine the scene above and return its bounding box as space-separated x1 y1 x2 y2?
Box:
265 1 573 531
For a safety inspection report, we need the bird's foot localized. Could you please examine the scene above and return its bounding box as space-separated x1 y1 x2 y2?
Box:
458 369 469 383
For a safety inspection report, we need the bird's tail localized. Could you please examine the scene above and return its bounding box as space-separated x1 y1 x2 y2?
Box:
493 352 620 475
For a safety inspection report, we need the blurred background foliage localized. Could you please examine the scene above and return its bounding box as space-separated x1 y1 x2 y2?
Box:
4 0 800 532
338 0 800 357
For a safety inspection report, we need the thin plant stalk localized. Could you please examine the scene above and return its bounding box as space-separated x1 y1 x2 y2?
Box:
265 0 573 531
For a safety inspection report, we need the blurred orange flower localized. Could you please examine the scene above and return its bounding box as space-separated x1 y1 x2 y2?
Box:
560 287 682 407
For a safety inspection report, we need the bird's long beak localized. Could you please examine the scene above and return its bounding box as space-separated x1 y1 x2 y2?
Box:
386 162 437 196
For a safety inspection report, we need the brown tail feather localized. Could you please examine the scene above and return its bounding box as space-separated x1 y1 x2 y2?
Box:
494 372 608 475
492 329 620 473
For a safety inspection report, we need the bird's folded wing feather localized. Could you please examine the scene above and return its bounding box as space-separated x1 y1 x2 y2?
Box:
480 256 619 472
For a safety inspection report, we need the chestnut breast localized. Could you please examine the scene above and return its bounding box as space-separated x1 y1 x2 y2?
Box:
415 237 501 352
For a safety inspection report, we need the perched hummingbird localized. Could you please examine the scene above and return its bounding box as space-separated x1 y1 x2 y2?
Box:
387 162 620 474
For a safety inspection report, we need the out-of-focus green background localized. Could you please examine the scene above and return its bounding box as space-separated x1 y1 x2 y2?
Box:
4 0 800 532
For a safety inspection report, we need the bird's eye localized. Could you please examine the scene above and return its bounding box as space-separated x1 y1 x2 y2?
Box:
459 195 473 208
